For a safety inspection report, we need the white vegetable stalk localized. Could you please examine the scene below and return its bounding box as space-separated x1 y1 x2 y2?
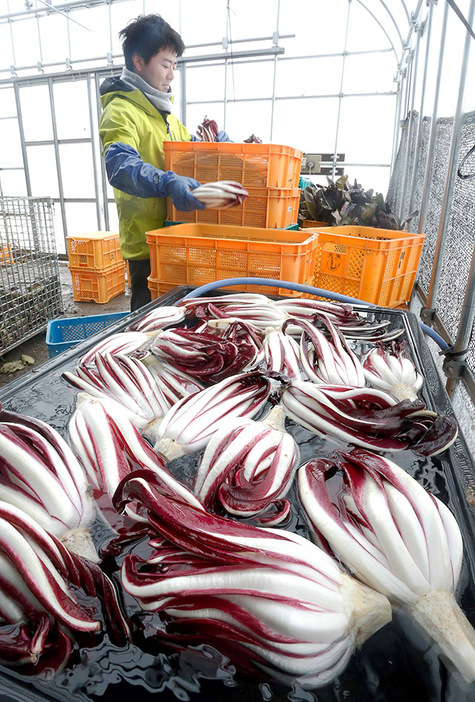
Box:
298 448 475 683
0 409 97 561
363 342 424 401
116 473 392 688
206 305 288 333
141 355 204 405
281 379 408 452
154 371 271 461
275 298 360 325
274 299 404 342
183 293 272 310
194 405 300 525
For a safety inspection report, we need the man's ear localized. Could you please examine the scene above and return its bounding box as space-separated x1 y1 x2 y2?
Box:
132 53 145 73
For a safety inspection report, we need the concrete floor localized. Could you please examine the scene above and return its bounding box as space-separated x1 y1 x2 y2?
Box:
0 262 131 388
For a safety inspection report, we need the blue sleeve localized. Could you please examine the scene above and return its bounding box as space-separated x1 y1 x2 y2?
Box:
104 142 163 198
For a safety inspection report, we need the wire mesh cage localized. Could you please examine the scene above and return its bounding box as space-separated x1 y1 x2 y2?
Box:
0 196 64 355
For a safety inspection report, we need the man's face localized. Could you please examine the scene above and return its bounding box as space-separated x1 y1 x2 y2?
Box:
132 47 177 92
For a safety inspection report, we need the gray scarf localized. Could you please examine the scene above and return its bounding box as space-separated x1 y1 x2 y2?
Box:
120 67 174 114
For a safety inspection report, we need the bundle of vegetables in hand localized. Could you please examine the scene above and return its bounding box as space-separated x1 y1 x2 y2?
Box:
196 115 219 142
192 180 248 209
243 133 263 143
299 175 415 229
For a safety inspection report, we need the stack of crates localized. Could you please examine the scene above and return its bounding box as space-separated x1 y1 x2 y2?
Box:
164 141 302 229
148 141 309 297
67 231 126 304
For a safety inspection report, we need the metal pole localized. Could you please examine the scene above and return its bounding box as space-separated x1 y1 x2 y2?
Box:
180 62 187 126
269 0 281 141
94 72 110 232
425 0 475 313
444 0 475 394
332 0 352 180
48 77 68 246
389 66 403 180
223 2 231 129
408 4 436 217
87 73 104 230
446 244 475 394
400 17 422 220
418 0 449 237
13 83 31 196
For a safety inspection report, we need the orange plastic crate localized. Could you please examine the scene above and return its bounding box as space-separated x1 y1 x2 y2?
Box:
146 223 318 297
167 187 300 229
164 141 302 188
148 278 180 300
308 225 426 307
69 262 126 303
0 243 14 264
67 231 122 270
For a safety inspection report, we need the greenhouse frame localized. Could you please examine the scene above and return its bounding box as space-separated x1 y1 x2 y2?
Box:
0 1 474 699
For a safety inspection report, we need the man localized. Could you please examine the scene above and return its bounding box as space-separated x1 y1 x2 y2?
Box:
99 14 205 311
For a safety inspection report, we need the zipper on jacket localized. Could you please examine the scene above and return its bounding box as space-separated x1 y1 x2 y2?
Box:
160 111 175 141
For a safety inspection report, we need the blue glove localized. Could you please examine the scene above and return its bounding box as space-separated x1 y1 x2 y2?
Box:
104 142 205 211
216 130 234 143
158 171 205 212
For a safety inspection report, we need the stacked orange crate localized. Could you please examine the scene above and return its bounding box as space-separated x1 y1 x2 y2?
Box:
164 141 302 228
67 231 126 303
153 142 307 295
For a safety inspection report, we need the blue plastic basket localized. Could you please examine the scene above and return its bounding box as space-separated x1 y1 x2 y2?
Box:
46 312 129 358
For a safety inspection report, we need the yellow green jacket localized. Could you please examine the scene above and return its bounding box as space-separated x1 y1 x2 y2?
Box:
99 77 192 260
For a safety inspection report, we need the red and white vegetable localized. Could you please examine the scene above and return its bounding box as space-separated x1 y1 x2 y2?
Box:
79 330 152 367
298 448 475 682
263 327 303 380
127 305 186 332
192 181 248 209
283 317 365 386
0 501 129 658
114 471 392 688
281 379 457 455
0 408 96 560
63 352 172 443
151 320 263 383
194 405 299 525
196 116 219 141
68 395 203 524
154 371 272 461
363 340 424 401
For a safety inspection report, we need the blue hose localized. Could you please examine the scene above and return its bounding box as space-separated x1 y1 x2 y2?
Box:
180 277 450 351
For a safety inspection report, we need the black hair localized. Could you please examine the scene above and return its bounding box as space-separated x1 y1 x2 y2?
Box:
119 14 185 70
